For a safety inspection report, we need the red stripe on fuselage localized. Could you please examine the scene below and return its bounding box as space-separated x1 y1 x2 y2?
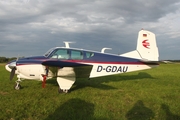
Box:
16 60 159 66
63 60 159 65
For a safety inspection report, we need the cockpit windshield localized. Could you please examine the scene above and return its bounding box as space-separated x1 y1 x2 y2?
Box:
44 47 57 57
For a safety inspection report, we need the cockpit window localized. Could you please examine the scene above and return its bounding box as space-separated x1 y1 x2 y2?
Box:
71 50 83 60
44 48 56 57
50 49 69 59
86 52 94 58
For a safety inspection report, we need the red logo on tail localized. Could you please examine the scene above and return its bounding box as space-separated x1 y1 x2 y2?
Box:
142 40 150 49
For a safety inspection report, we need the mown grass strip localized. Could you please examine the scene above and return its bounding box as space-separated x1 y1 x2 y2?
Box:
0 63 180 120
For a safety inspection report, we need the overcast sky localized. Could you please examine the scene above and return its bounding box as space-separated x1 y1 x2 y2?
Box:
0 0 180 60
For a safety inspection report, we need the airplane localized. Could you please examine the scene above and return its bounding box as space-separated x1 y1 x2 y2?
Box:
5 29 159 93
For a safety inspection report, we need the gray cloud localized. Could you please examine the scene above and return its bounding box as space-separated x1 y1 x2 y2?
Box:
0 0 180 59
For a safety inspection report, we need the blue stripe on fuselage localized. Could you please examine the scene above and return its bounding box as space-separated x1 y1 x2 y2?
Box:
84 52 139 63
14 48 158 67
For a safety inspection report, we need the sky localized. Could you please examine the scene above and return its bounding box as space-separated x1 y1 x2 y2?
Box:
0 0 180 60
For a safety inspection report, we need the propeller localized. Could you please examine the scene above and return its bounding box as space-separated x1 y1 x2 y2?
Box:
10 67 16 80
7 61 17 80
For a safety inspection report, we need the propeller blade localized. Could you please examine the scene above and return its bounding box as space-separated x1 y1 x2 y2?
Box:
10 67 16 80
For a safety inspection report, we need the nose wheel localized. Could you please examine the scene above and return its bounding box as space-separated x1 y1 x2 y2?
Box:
14 79 22 90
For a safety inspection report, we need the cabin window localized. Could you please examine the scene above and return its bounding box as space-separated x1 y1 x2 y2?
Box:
86 52 94 58
51 49 69 59
71 50 83 60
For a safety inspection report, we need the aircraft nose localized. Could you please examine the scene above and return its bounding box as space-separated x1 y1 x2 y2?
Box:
5 61 16 72
5 61 17 80
8 61 17 69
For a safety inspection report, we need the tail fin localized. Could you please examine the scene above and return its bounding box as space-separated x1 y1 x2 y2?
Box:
137 30 159 61
120 30 159 61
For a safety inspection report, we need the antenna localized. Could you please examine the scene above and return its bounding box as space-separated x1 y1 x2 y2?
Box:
63 41 75 48
101 48 112 53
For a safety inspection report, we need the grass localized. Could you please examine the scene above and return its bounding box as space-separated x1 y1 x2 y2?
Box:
0 63 180 120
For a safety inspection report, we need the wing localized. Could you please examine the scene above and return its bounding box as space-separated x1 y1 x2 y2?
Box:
42 60 93 79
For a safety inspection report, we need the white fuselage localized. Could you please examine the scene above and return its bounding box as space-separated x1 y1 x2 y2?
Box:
6 62 157 81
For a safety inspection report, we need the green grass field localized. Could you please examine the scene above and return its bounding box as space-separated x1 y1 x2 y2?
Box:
0 63 180 120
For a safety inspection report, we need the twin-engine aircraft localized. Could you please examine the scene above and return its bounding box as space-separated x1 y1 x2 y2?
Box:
5 30 159 93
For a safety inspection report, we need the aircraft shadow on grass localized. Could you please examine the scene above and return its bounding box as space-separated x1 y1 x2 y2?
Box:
125 100 155 120
45 98 106 120
160 104 180 120
72 72 154 92
46 72 154 92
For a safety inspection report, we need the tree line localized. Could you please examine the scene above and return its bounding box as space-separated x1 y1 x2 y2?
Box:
0 57 17 63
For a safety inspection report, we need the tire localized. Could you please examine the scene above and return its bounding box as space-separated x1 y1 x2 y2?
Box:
14 84 21 90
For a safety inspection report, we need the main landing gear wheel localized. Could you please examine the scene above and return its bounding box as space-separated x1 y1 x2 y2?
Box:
58 88 69 93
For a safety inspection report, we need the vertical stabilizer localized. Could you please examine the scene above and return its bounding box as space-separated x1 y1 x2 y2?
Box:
137 30 159 61
120 30 159 61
